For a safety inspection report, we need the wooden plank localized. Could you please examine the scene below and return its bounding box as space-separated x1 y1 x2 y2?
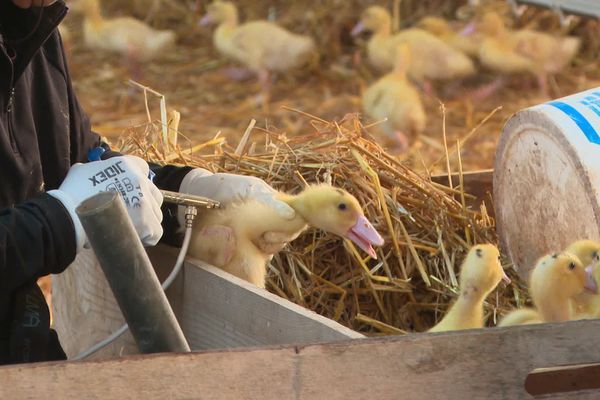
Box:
147 246 363 350
526 363 600 396
52 245 361 359
517 0 600 18
4 320 600 399
430 169 494 217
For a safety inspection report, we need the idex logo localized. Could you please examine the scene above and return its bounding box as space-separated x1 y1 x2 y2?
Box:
88 161 127 186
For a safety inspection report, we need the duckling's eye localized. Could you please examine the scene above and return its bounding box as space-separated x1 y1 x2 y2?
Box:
475 248 482 258
552 253 558 259
568 262 576 270
338 203 347 211
593 251 599 260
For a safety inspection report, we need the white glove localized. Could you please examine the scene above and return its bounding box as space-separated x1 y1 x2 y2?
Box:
48 155 163 251
178 169 296 226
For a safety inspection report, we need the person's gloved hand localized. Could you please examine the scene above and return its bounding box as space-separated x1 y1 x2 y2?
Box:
179 169 295 218
48 156 163 251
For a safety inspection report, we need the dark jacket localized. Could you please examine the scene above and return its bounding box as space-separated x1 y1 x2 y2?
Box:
0 1 191 364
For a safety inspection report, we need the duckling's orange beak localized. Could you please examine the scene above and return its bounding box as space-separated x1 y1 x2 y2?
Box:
347 215 384 259
351 21 365 37
584 265 599 294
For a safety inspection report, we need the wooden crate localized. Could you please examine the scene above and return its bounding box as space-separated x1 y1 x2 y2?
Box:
36 168 600 398
52 246 361 359
2 320 600 399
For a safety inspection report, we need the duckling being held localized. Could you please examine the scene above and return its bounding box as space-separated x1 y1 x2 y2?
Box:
499 252 597 326
429 244 510 332
362 44 426 153
188 184 384 288
352 6 475 90
200 1 316 109
75 0 176 78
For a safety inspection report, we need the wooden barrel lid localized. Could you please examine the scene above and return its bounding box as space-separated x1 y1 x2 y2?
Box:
494 105 600 278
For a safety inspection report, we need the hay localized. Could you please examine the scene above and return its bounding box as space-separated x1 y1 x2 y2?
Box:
120 107 527 334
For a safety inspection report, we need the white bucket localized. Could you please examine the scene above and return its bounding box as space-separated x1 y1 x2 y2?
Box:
494 87 600 277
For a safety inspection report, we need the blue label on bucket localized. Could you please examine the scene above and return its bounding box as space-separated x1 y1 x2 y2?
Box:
547 90 600 145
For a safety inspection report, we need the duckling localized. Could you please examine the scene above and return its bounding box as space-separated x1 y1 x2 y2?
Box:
75 0 176 78
361 44 425 153
187 184 384 288
475 12 580 97
429 244 510 332
352 6 475 90
567 240 600 316
498 252 597 326
199 1 316 109
417 16 479 57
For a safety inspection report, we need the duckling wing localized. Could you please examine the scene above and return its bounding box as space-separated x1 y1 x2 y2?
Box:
478 37 534 74
362 76 425 136
229 21 315 72
497 308 541 327
513 30 579 73
393 29 475 81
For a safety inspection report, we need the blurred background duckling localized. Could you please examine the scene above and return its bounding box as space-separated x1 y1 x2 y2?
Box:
429 244 510 332
566 240 600 315
72 0 176 80
473 11 580 99
361 44 425 154
498 252 597 326
351 6 475 94
187 184 384 288
199 1 316 110
417 16 479 58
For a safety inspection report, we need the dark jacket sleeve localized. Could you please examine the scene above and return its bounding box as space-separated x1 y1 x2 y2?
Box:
0 194 77 294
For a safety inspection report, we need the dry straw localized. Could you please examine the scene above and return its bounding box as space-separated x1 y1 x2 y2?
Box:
119 105 527 334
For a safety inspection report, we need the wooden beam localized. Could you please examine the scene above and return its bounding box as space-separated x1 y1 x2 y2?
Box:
147 246 363 350
4 320 600 399
430 169 494 217
517 0 600 18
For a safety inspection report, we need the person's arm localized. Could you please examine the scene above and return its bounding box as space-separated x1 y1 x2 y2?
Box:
0 194 77 294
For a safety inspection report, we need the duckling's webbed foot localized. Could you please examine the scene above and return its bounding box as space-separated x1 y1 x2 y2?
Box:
198 225 236 267
223 67 255 82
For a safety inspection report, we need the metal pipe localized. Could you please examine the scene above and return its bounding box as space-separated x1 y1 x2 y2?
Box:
76 191 190 354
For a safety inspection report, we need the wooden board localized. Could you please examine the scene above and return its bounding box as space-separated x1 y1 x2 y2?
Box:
3 320 600 399
430 169 494 217
517 0 600 18
148 246 363 350
52 245 361 359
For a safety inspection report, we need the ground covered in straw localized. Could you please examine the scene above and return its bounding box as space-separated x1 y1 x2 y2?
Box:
50 0 600 334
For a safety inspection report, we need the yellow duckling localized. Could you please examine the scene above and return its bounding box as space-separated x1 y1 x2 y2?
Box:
498 252 597 326
417 16 479 58
476 12 580 97
429 244 510 332
199 1 316 107
188 184 384 288
567 240 600 316
361 44 426 153
75 0 176 77
352 6 475 89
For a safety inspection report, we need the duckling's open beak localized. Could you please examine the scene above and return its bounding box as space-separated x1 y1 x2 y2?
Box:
351 21 365 37
584 265 599 294
347 215 384 259
198 13 213 26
